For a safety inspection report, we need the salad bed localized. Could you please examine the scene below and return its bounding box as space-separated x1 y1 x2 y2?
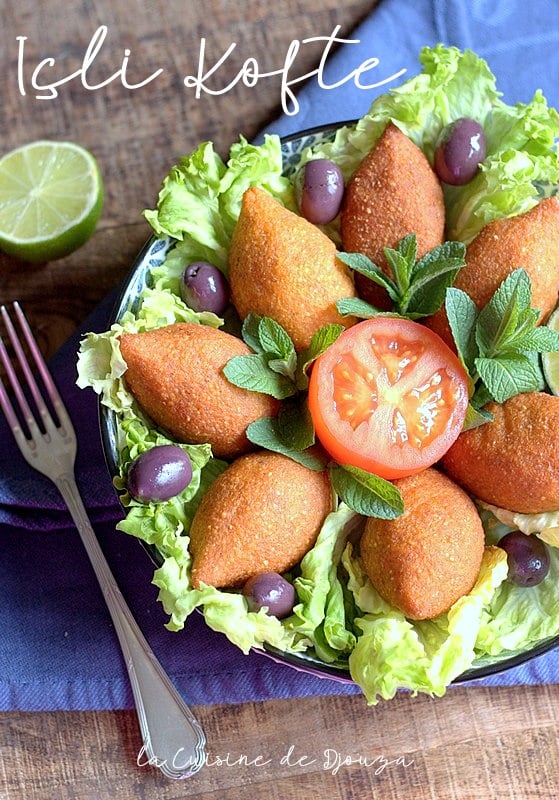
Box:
78 45 559 703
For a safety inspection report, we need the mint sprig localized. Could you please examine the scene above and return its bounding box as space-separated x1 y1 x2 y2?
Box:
224 313 404 518
224 314 344 469
336 234 466 319
223 313 344 398
446 269 559 410
223 314 298 399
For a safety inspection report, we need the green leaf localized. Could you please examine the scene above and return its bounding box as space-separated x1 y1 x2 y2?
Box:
508 321 559 352
336 297 384 319
402 241 466 316
470 381 494 411
246 417 326 470
384 246 412 295
462 402 494 431
268 352 297 381
241 313 265 352
296 323 344 388
445 287 480 372
223 353 296 399
329 463 404 519
337 252 399 302
397 234 418 274
500 307 541 351
276 397 316 451
475 352 543 403
475 269 532 355
258 316 296 361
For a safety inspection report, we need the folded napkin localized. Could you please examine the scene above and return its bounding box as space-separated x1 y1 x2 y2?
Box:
2 0 559 712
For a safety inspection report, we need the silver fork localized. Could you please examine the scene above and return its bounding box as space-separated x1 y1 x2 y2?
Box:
0 302 206 780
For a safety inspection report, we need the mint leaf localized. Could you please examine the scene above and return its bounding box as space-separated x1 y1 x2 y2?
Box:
230 314 300 394
402 241 466 316
246 417 326 470
276 397 316 451
268 352 297 381
462 402 494 431
491 268 532 314
448 269 556 415
241 313 265 352
396 234 418 276
470 382 493 411
474 352 542 403
258 316 296 361
329 463 404 519
337 252 399 302
223 353 296 399
518 325 559 352
382 235 420 298
296 323 344 388
475 269 531 355
336 297 384 319
339 237 465 319
445 287 479 371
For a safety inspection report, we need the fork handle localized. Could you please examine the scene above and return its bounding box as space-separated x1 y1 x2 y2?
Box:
55 473 206 779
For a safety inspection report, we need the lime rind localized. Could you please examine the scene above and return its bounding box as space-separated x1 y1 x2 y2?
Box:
0 140 103 263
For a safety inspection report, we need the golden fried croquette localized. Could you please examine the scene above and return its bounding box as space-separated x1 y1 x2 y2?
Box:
426 197 559 347
359 468 485 620
120 322 279 459
189 451 333 589
228 186 356 352
341 123 445 309
442 392 559 514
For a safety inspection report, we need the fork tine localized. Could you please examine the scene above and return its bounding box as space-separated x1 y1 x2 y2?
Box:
0 303 72 440
0 336 26 440
0 315 39 442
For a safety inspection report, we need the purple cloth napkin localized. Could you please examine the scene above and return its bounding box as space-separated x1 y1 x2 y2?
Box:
2 0 559 711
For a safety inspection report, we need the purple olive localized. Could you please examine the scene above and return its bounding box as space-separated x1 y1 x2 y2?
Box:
180 261 230 316
295 158 344 224
127 445 193 503
434 118 486 185
497 530 550 587
243 572 296 618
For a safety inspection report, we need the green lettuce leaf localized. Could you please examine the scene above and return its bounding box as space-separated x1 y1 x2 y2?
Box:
76 288 221 413
475 542 559 656
344 545 508 705
77 43 559 705
309 44 559 244
285 503 360 662
152 557 304 653
144 135 296 277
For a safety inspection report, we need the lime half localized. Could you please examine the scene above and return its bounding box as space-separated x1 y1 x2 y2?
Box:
0 140 103 263
543 307 559 395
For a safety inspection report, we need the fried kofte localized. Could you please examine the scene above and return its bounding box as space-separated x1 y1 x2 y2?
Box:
228 186 356 352
189 451 333 589
442 392 559 514
119 322 279 459
341 122 445 308
359 468 485 620
426 197 559 346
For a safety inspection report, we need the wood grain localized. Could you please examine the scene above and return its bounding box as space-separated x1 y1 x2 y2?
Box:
3 686 559 799
1 2 558 799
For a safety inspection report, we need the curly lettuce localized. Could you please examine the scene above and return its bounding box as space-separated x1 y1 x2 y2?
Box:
144 135 296 275
310 44 559 243
77 43 559 705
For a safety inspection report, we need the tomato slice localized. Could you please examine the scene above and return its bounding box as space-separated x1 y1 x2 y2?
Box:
307 317 469 479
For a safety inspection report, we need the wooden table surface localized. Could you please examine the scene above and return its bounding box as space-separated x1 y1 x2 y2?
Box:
1 1 558 798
